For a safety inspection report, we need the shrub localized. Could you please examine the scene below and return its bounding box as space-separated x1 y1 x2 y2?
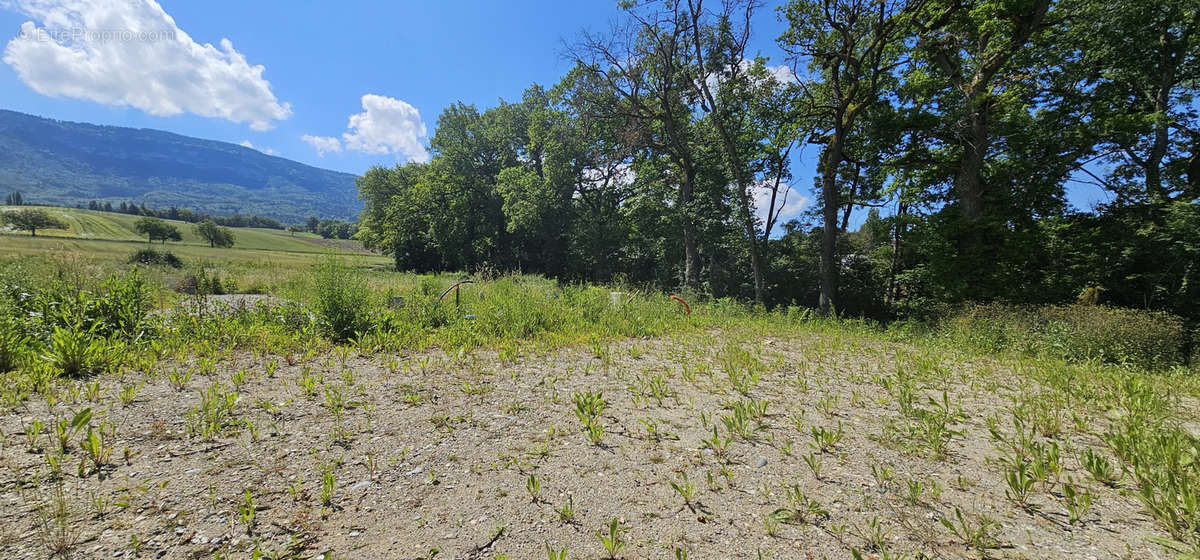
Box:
0 314 31 372
129 248 182 268
941 303 1186 370
94 269 153 339
312 256 371 341
197 270 236 296
44 325 106 377
175 268 236 295
25 268 152 341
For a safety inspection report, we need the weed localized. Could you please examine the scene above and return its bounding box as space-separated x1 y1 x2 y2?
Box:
1080 447 1121 487
572 391 607 445
231 368 250 390
118 383 140 407
313 256 372 341
1004 460 1038 511
763 508 789 536
700 427 732 461
940 506 999 555
53 408 91 454
78 422 115 477
1062 478 1093 525
545 544 568 560
554 496 576 524
526 473 542 503
810 422 844 453
45 325 107 377
870 464 894 489
595 518 626 559
855 516 890 552
320 467 336 507
184 382 240 440
28 478 83 559
167 367 193 391
904 478 924 505
780 484 828 523
670 473 696 509
239 489 257 535
23 418 44 453
802 452 823 480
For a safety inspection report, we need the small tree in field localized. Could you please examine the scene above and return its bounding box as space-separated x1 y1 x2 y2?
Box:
3 208 67 236
134 216 182 244
194 219 235 248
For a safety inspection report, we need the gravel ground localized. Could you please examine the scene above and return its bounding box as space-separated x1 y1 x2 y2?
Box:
0 327 1174 559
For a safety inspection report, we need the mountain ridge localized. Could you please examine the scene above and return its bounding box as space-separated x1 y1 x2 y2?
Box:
0 109 362 222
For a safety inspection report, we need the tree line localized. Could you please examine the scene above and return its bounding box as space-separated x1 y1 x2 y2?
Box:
0 207 237 248
84 199 286 230
353 0 1195 324
5 191 363 240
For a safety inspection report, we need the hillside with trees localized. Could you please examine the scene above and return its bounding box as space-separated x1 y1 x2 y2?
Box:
0 110 361 222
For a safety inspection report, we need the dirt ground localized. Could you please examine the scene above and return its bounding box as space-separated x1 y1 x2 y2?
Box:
0 327 1173 559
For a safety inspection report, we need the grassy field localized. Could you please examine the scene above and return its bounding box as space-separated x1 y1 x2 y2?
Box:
0 206 346 252
1 206 391 295
0 243 1197 559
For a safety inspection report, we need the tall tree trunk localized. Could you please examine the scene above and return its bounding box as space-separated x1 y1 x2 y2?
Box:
681 165 700 293
953 102 992 293
840 163 861 232
956 105 990 222
714 127 764 304
745 215 764 305
886 201 907 305
818 136 844 316
1143 120 1169 204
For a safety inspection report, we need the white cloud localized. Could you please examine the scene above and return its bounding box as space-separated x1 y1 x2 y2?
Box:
2 0 291 130
302 94 428 161
763 63 798 85
301 134 341 157
341 94 428 162
752 181 809 233
704 59 798 93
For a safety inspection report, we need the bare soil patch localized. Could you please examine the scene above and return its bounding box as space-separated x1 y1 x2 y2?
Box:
0 328 1170 559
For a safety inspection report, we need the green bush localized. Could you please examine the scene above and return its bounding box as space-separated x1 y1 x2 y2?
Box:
129 248 183 268
0 314 31 372
21 268 153 341
941 303 1186 370
175 268 237 295
44 325 107 377
312 256 371 341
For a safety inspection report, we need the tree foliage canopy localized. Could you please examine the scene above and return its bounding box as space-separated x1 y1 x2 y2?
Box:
134 217 182 244
2 208 67 236
358 0 1200 325
193 219 235 248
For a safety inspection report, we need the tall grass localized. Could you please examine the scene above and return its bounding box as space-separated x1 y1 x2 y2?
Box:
311 255 372 341
938 303 1188 370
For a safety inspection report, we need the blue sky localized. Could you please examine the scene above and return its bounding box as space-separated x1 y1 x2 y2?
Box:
0 1 635 171
0 0 1107 229
0 2 790 169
